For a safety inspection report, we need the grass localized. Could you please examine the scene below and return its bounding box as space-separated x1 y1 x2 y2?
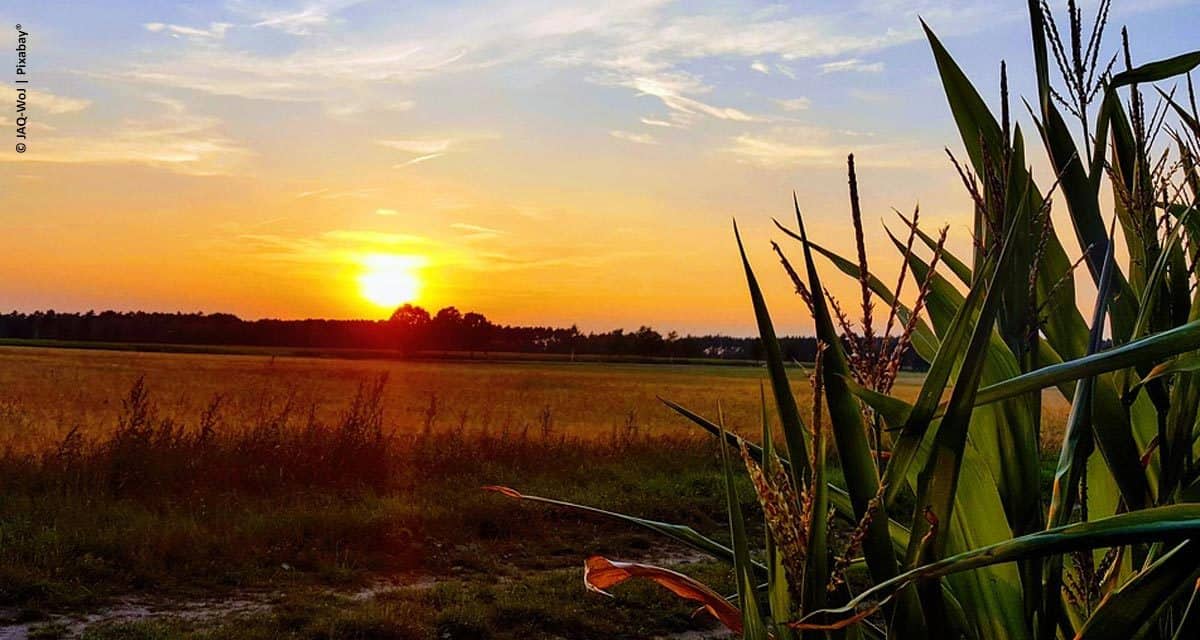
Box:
51 562 734 640
0 345 1069 637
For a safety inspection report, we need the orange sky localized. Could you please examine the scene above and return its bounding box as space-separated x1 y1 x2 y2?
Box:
4 1 1191 334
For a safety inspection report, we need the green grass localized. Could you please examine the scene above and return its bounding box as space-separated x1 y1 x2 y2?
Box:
0 345 1066 638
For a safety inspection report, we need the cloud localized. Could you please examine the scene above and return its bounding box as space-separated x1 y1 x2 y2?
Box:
295 187 381 199
379 138 454 167
321 230 433 246
378 138 454 154
723 127 944 170
325 99 415 119
774 97 811 111
27 90 91 114
450 222 506 240
639 117 675 127
375 208 398 216
610 130 658 145
395 153 444 168
237 0 369 35
111 1 1011 111
0 97 249 175
819 58 884 74
724 133 841 168
750 60 770 74
621 74 756 124
144 22 232 40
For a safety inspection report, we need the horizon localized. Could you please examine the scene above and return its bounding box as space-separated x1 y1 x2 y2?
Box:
5 0 1198 335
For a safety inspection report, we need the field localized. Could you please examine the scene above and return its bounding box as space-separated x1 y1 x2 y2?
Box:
0 345 1068 639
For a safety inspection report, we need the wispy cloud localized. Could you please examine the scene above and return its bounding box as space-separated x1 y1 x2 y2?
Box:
295 187 381 200
724 133 841 168
378 138 455 154
144 22 232 40
395 153 444 168
620 74 756 125
27 90 91 114
724 127 943 170
639 117 675 127
610 130 657 144
112 1 1011 112
750 60 770 74
239 0 368 36
1 97 249 175
819 58 884 74
774 97 811 111
450 222 506 241
322 230 433 246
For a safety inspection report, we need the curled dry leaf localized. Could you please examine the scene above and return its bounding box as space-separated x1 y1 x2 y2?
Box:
481 485 522 499
583 556 744 635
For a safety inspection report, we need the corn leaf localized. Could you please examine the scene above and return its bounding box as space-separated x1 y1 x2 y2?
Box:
1075 541 1200 640
798 505 1200 630
482 486 765 574
584 556 746 635
734 220 812 498
719 412 770 640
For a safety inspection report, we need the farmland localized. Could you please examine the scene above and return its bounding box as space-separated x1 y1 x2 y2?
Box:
0 344 1068 638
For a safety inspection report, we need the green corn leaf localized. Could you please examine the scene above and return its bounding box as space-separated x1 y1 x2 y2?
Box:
840 375 912 430
1040 224 1115 639
973 318 1200 407
1110 51 1200 89
718 409 770 640
1130 354 1200 394
1047 225 1115 527
1170 578 1200 640
798 505 1200 630
805 376 830 615
759 386 798 640
1031 100 1139 340
879 248 994 509
1075 541 1200 640
1160 87 1200 140
734 220 812 498
904 187 1027 640
482 485 765 575
896 209 971 286
881 224 1042 534
790 196 910 596
922 19 1002 176
776 221 940 360
790 192 930 636
1128 205 1197 344
660 398 914 558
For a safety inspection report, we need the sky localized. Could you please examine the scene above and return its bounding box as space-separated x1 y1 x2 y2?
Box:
3 0 1198 335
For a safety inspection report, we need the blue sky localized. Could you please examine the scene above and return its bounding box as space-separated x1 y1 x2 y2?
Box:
3 1 1198 332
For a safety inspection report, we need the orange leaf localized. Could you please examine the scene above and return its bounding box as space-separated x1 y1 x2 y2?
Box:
583 555 744 634
482 485 523 499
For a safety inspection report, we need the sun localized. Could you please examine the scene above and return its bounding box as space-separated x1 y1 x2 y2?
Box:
358 254 424 308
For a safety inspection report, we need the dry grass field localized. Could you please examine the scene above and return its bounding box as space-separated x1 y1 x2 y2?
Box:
0 344 1070 639
0 346 916 448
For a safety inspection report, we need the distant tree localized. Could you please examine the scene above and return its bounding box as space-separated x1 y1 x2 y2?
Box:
460 312 493 354
388 304 431 354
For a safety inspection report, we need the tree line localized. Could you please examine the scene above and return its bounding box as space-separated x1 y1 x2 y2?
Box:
0 306 927 368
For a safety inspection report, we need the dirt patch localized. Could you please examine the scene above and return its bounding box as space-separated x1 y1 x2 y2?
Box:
0 575 443 640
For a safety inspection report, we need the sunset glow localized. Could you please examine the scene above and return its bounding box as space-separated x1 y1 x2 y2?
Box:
4 2 1197 333
358 255 424 309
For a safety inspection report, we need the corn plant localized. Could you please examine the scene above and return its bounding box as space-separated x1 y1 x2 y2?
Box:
489 2 1200 637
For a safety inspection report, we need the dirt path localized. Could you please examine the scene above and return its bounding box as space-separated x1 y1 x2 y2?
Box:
0 547 721 639
0 576 441 640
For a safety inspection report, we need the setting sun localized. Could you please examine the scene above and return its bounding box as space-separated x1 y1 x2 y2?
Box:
358 254 425 308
